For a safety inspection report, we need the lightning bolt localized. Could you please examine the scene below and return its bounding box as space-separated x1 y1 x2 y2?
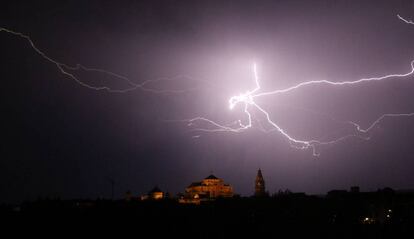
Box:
185 60 414 156
2 13 414 156
0 27 207 93
397 14 414 25
182 15 414 156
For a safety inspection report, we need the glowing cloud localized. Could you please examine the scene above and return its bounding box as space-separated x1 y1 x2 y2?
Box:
184 14 414 156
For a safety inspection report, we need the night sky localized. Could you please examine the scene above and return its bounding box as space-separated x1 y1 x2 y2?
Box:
1 0 414 203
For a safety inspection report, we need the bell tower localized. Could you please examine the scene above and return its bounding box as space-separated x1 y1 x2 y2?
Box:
255 169 266 197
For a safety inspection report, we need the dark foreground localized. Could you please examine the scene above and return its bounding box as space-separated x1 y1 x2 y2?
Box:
3 192 414 238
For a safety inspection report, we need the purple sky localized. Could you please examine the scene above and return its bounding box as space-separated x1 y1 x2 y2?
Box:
1 0 414 202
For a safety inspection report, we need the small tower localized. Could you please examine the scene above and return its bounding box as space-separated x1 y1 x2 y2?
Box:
255 169 266 197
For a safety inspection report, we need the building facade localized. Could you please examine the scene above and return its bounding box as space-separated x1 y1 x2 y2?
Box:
180 174 233 204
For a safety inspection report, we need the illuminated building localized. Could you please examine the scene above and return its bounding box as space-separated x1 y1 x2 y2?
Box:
141 186 164 200
179 174 233 204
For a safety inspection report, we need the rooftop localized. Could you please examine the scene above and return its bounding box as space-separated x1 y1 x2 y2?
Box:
205 174 218 180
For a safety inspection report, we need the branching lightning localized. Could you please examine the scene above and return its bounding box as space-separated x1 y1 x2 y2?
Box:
0 27 205 93
186 60 414 156
183 14 414 156
2 13 414 156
